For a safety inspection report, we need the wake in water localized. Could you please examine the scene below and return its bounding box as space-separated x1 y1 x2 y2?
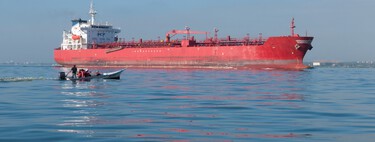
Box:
0 77 55 82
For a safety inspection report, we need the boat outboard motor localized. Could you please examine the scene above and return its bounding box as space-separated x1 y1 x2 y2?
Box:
59 72 66 80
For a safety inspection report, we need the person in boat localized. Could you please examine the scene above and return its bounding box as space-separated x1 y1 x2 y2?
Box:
95 71 101 76
84 69 92 77
70 65 78 79
77 69 85 78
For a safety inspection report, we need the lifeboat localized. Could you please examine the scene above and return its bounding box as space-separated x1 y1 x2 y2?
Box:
72 35 81 40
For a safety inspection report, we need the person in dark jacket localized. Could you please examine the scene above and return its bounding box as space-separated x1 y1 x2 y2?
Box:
71 65 78 79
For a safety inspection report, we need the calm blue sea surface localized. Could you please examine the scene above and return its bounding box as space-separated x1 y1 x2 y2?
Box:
1 65 375 142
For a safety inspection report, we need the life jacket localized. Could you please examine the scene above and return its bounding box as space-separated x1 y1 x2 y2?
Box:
78 70 85 78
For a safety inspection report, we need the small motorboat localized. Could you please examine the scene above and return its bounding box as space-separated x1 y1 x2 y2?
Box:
59 69 125 81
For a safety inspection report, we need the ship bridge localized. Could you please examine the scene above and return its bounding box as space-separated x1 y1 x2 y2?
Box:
60 1 121 50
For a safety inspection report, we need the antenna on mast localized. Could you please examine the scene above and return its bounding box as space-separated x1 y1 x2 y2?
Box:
290 17 296 36
89 0 97 25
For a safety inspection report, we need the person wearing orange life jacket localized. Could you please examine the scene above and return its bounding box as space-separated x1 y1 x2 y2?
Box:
77 69 85 78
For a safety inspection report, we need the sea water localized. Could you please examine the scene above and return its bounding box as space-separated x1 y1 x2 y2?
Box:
0 64 375 142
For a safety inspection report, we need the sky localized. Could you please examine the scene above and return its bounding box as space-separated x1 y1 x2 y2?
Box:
0 0 374 63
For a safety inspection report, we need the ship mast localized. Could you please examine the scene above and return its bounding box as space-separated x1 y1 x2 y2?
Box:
214 28 219 42
185 26 190 40
89 0 97 25
290 17 296 36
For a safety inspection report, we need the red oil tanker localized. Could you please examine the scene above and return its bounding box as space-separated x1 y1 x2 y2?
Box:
54 2 314 69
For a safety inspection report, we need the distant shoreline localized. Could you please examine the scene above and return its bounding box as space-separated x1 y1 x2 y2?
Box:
306 61 375 68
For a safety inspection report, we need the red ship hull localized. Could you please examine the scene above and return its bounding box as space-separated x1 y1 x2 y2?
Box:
54 36 313 69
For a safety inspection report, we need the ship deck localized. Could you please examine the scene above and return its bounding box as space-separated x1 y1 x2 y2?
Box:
56 37 267 50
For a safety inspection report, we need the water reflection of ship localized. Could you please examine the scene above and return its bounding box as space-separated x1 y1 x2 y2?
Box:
57 82 154 137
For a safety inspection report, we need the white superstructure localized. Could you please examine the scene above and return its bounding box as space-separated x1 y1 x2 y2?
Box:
61 1 121 50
